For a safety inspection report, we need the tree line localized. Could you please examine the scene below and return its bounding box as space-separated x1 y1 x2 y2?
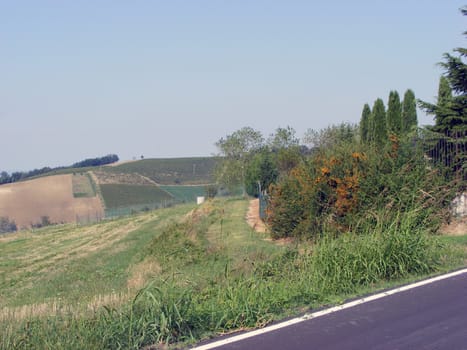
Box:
0 154 119 185
359 89 417 146
215 7 466 239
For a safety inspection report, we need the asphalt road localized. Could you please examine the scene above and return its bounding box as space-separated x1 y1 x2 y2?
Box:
193 269 467 350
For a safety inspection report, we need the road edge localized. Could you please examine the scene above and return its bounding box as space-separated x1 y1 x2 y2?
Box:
191 267 467 350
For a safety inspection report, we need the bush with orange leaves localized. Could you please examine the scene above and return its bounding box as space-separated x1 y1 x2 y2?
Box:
267 148 367 239
267 136 450 240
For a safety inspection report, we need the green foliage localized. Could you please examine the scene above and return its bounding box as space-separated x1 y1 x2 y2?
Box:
275 146 303 176
244 151 278 197
267 133 449 240
435 76 453 128
387 90 402 135
267 126 299 150
303 123 357 150
401 89 418 134
267 145 365 239
371 98 387 146
204 184 218 198
215 127 264 194
418 10 466 181
311 211 444 293
359 104 371 144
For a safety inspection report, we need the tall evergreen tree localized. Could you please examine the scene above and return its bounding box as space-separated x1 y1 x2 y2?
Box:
371 98 387 146
419 7 466 180
387 91 402 135
360 103 371 143
401 89 418 134
432 76 454 133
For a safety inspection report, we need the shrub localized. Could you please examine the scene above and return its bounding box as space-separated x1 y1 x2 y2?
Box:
267 136 449 239
0 216 17 233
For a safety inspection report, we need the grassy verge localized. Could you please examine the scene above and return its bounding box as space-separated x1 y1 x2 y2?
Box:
1 199 465 349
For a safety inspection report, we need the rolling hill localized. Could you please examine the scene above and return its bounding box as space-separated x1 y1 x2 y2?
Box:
0 157 219 230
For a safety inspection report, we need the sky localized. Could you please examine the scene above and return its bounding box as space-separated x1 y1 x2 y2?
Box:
1 1 465 171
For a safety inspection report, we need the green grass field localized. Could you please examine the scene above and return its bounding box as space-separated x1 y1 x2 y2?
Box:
100 184 175 209
159 185 207 202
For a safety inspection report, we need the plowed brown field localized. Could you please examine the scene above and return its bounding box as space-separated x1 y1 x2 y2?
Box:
0 175 104 229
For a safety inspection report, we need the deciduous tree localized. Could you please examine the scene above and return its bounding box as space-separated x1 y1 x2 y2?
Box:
215 127 264 195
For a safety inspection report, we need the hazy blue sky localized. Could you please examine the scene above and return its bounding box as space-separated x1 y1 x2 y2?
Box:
1 1 465 171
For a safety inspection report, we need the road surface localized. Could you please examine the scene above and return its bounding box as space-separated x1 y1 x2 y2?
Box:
193 269 467 350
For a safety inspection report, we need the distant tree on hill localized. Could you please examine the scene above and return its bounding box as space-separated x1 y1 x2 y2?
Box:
72 154 119 168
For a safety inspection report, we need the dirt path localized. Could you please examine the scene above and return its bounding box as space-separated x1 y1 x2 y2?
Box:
246 198 267 233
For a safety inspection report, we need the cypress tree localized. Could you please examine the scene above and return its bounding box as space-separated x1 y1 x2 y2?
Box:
360 103 371 144
401 89 417 134
387 91 402 136
371 98 387 146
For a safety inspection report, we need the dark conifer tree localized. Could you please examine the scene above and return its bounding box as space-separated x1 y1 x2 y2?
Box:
387 91 402 135
419 7 466 179
360 103 371 143
371 98 387 146
402 89 418 134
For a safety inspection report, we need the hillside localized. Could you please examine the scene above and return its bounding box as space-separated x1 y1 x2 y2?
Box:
101 157 218 185
0 157 219 229
0 174 104 229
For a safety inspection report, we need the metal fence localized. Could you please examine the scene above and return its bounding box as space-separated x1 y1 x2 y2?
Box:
259 191 268 220
421 129 467 182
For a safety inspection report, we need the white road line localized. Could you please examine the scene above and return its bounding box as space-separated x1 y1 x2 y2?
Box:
191 268 467 350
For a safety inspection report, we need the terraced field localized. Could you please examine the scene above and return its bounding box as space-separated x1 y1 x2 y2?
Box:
102 157 218 185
